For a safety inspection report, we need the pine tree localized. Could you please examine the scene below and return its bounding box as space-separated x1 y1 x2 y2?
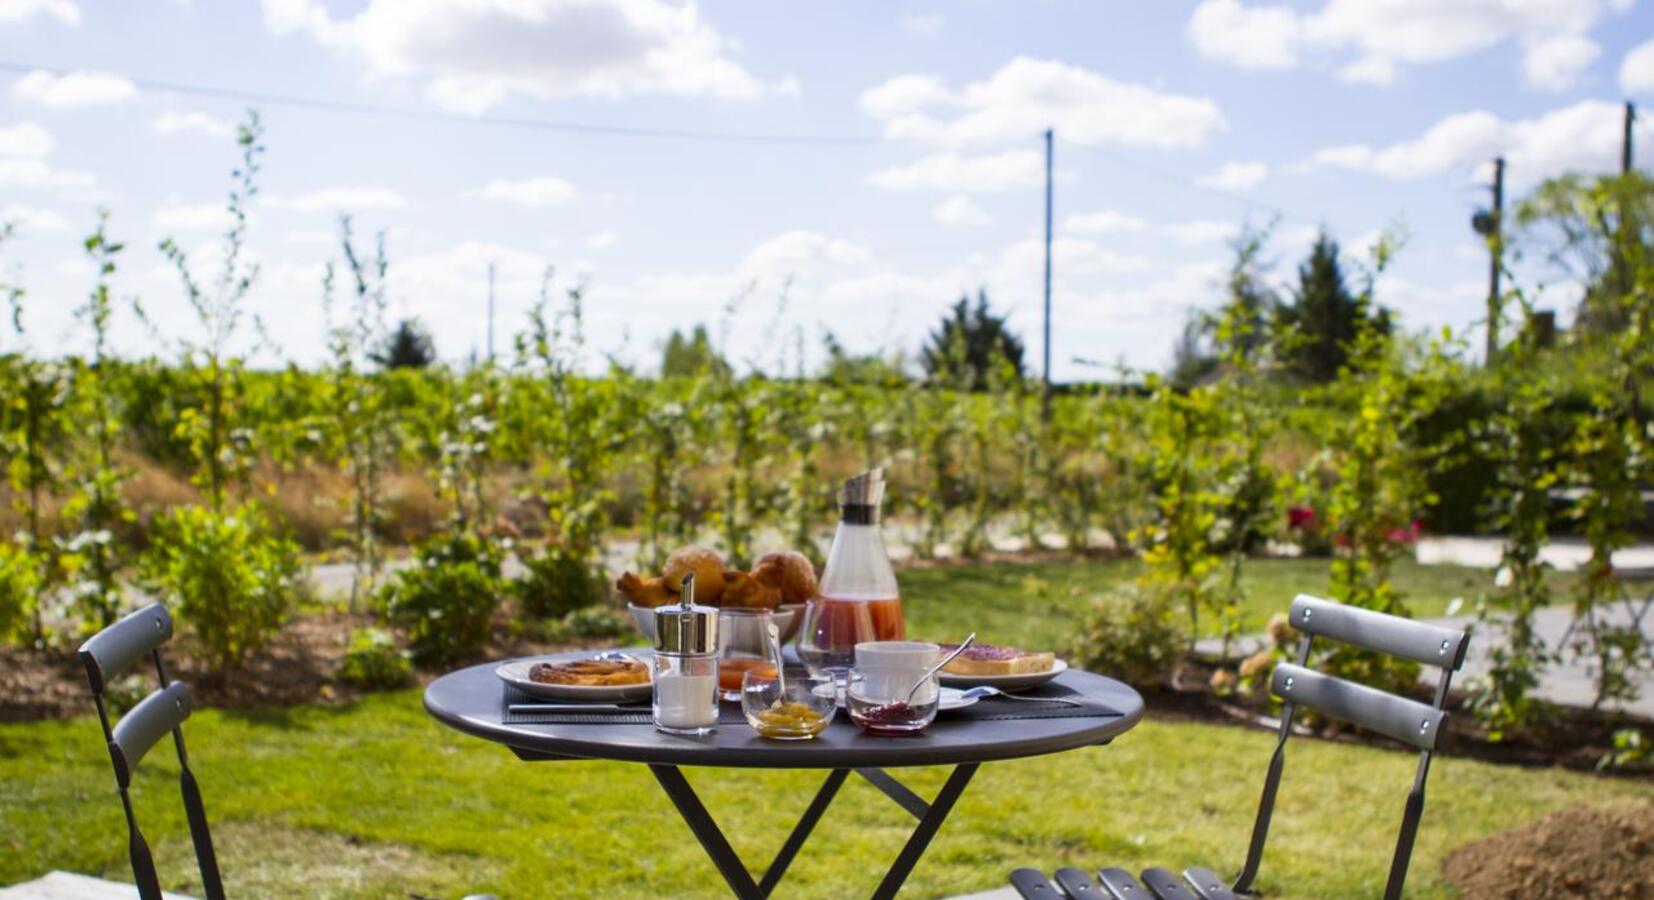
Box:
1275 233 1384 382
920 288 1025 391
660 324 728 377
372 318 436 369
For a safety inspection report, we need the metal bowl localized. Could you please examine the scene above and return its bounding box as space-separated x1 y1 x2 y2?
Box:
628 603 801 645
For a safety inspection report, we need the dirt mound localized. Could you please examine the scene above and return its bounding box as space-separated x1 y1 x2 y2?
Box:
1442 803 1654 899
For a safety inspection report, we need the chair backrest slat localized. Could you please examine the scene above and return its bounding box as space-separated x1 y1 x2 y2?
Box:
1290 594 1467 670
79 604 173 694
1271 663 1446 751
109 682 191 787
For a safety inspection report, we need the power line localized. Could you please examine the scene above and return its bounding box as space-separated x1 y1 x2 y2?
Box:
1069 141 1320 227
0 59 887 147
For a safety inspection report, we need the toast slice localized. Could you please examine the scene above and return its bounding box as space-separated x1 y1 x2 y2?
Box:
941 643 1056 676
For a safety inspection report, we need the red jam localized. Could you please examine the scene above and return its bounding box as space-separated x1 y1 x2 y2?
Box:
852 700 927 734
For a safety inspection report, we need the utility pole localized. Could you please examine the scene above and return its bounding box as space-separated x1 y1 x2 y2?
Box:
1486 157 1504 362
1624 101 1636 174
486 261 496 362
1041 127 1053 421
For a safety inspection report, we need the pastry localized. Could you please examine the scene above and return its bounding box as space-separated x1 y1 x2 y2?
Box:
719 570 783 609
529 658 649 686
939 643 1055 676
752 550 818 604
663 545 727 603
616 572 677 608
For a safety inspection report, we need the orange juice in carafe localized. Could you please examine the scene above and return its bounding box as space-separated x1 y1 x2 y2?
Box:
817 469 904 641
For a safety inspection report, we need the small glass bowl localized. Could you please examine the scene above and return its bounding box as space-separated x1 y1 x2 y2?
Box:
742 671 835 740
847 667 939 735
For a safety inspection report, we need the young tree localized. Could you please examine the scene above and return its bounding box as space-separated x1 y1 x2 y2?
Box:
1515 172 1653 337
920 288 1025 391
1276 232 1388 382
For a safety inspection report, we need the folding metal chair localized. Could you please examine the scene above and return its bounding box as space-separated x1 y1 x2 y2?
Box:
1008 594 1469 900
79 603 224 900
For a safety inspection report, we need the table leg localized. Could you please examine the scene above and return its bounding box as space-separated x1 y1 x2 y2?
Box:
759 768 849 896
648 762 978 899
870 763 979 900
649 764 764 899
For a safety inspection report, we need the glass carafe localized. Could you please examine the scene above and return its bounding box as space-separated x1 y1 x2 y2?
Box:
816 468 904 642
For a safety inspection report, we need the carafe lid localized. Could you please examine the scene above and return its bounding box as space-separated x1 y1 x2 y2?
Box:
839 468 885 523
653 573 719 655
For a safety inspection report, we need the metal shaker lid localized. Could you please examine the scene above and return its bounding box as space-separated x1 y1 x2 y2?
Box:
653 573 719 655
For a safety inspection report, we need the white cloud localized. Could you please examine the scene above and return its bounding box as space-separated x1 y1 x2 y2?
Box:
587 230 618 250
152 110 235 139
12 69 135 108
867 150 1043 192
0 203 70 232
859 57 1225 149
0 157 94 190
994 237 1149 289
0 0 80 26
1622 38 1654 94
1523 34 1599 91
1303 100 1650 181
1186 0 1627 90
1186 0 1301 69
933 194 992 227
263 187 408 213
1064 209 1147 234
740 230 871 276
470 176 576 208
260 0 782 114
1338 55 1397 86
899 13 944 37
0 121 53 156
1194 161 1268 192
1164 220 1240 244
153 202 235 232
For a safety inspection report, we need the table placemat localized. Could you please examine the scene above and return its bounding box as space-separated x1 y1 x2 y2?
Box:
946 683 1122 722
502 685 752 726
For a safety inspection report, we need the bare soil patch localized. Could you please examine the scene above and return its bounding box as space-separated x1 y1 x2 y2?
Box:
0 609 615 720
1442 803 1654 899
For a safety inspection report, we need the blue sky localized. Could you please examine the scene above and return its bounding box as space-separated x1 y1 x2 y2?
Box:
2 0 1653 379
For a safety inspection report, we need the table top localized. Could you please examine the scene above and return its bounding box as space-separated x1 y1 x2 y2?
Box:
424 651 1144 769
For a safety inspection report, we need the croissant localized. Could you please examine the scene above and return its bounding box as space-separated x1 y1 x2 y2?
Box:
719 570 783 609
616 572 678 608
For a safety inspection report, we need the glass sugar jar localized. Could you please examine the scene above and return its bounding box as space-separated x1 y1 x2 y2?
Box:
651 573 720 736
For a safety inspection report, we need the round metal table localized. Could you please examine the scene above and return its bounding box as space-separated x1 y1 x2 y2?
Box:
426 651 1143 899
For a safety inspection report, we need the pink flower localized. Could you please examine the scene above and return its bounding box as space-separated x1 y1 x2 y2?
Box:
1288 507 1317 529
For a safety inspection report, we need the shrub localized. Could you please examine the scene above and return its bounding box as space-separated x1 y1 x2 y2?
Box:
141 503 303 670
562 605 628 640
337 627 411 690
1068 584 1187 688
381 531 504 665
0 539 39 643
515 545 605 620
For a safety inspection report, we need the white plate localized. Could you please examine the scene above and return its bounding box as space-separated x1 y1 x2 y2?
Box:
938 659 1068 691
495 656 653 702
811 683 978 711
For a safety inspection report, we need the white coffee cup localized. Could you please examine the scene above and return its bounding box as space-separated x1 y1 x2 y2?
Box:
855 640 939 672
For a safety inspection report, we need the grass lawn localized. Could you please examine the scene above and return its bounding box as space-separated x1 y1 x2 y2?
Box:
0 556 1615 899
898 555 1554 652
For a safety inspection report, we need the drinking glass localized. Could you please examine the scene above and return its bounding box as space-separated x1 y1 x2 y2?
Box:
741 670 834 740
796 597 875 682
716 608 780 702
846 666 939 735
